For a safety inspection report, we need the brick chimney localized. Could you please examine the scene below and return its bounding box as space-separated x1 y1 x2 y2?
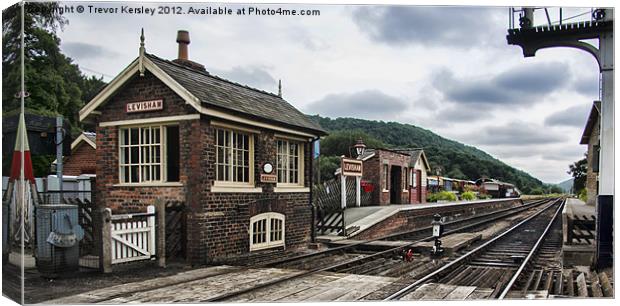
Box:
172 30 206 72
176 30 190 60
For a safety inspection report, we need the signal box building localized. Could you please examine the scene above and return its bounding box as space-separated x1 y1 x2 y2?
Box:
79 30 326 264
359 148 430 205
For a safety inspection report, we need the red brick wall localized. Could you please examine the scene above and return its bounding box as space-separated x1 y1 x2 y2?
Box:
196 123 313 264
362 150 411 205
93 71 313 265
354 199 522 240
63 143 96 176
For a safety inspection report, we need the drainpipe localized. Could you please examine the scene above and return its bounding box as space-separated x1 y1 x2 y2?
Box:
309 136 320 243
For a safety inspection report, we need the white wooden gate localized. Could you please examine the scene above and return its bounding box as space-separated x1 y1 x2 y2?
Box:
110 205 156 264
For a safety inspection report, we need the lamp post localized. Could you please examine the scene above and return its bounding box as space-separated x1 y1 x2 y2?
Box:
353 138 367 159
353 139 366 207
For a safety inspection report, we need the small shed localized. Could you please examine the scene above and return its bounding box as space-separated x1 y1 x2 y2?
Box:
52 132 97 176
360 148 431 205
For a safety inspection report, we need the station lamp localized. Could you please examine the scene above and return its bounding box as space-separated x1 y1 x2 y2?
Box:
353 138 366 159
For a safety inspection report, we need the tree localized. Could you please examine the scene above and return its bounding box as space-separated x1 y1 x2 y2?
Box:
320 130 386 157
567 156 587 192
2 2 105 133
317 155 341 183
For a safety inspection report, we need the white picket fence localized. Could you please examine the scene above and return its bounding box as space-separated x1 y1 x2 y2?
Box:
110 206 156 264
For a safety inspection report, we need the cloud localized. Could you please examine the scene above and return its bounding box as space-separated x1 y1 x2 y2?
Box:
440 105 489 123
466 121 568 146
544 104 591 127
351 6 503 48
572 73 599 97
435 62 570 107
61 42 119 60
304 90 408 119
211 66 277 92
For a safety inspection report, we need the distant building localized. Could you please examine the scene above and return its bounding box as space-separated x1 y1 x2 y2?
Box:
476 178 520 198
359 148 430 205
2 112 71 157
580 101 600 206
52 132 96 176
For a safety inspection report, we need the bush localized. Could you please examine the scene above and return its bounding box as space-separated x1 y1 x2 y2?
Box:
428 191 457 202
578 188 587 203
477 193 491 200
461 191 476 201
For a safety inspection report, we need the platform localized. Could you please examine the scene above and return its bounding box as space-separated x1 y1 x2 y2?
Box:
562 198 596 266
318 198 521 242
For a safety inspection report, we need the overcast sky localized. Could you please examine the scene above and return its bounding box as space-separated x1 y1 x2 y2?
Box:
52 1 603 184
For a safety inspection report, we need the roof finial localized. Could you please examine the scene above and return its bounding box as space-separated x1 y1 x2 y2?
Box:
278 79 282 97
140 28 145 47
139 28 145 76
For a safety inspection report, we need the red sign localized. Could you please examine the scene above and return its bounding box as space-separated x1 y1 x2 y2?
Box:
126 99 163 113
361 181 374 193
260 174 277 183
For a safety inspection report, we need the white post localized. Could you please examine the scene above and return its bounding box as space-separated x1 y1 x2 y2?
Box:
356 176 361 207
147 205 156 256
341 174 346 209
598 29 614 197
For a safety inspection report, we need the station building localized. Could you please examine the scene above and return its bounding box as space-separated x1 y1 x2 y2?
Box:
52 132 97 176
79 30 326 264
359 148 430 205
580 101 600 206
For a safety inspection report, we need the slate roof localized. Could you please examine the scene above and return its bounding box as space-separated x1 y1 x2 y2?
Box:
146 54 326 135
393 148 430 170
580 101 601 145
83 131 96 143
358 148 376 161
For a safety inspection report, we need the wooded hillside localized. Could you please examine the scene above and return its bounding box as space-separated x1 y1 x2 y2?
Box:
312 115 545 194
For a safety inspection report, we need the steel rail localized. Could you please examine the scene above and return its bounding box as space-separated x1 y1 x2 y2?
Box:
263 198 550 268
383 198 563 301
498 198 565 299
204 198 558 302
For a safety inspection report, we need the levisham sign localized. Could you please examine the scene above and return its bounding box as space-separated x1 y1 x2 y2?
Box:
341 158 363 177
126 99 164 113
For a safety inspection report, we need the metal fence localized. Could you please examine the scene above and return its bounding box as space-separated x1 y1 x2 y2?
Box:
313 177 372 212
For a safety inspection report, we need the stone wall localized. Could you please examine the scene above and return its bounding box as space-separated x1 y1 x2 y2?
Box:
585 115 600 206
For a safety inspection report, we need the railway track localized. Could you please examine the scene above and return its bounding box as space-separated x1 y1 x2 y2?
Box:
203 198 560 302
384 198 564 300
264 198 551 271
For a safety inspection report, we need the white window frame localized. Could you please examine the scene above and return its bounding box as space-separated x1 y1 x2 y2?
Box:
383 164 389 192
403 167 409 192
119 124 175 184
276 139 304 187
214 127 255 187
249 212 285 251
411 168 417 188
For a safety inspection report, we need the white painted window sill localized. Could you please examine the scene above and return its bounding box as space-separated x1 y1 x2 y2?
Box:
273 186 310 193
113 182 183 187
211 185 263 193
250 243 284 251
